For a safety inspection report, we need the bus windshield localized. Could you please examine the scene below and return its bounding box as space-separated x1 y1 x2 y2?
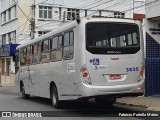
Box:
86 22 140 54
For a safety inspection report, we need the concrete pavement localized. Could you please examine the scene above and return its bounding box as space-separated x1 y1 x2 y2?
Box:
117 96 160 111
1 86 160 112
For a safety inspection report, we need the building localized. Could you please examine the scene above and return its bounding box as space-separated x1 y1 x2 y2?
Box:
145 0 160 96
0 0 34 85
0 0 145 86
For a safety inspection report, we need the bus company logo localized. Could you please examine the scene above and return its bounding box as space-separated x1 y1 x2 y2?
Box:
93 65 98 71
89 58 100 65
107 51 122 54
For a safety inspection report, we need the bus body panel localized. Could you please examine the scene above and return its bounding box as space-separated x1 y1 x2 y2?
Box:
86 51 143 86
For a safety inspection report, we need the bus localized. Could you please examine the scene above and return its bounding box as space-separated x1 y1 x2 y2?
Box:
15 17 145 109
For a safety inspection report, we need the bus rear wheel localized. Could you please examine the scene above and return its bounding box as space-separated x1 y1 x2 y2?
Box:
21 83 30 99
51 86 62 109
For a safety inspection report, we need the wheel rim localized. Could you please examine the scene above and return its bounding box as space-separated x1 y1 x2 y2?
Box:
52 89 57 106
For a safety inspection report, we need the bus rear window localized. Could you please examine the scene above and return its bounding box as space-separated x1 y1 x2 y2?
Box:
86 22 140 54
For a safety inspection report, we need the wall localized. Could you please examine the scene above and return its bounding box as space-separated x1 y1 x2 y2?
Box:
146 0 160 19
145 0 160 96
16 0 34 43
0 0 18 42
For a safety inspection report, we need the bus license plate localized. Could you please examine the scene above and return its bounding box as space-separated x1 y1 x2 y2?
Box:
109 75 121 80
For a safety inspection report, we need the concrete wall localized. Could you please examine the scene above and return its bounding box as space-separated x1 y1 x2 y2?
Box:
16 0 34 43
145 20 160 44
0 0 18 40
146 0 160 19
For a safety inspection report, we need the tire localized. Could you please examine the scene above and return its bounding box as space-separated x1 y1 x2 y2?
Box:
21 83 30 99
51 86 62 109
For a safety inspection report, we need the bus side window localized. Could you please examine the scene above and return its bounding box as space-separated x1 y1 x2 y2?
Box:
51 36 62 62
69 31 74 59
20 48 26 66
31 45 34 64
41 39 50 63
26 46 32 65
33 43 41 64
63 30 74 60
15 50 20 73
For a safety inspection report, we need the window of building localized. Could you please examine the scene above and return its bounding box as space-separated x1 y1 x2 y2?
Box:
0 36 2 45
51 35 62 61
114 12 125 18
63 31 74 60
8 8 11 20
39 6 52 19
8 33 11 44
11 31 16 44
4 11 6 23
1 5 17 24
2 34 6 45
6 58 11 76
67 8 79 20
14 6 17 18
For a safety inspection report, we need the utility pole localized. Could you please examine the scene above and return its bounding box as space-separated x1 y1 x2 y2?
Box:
30 4 35 39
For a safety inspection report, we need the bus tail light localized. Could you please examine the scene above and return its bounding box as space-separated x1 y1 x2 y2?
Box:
140 66 144 75
81 65 92 85
139 66 144 81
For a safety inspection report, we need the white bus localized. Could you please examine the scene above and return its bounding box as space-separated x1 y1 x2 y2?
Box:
15 17 145 109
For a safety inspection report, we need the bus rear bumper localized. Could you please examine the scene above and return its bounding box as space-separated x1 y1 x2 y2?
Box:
78 80 144 98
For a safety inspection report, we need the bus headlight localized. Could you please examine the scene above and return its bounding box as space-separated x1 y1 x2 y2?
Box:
80 65 92 85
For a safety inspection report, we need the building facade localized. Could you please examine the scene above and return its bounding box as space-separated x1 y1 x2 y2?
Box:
0 0 34 85
0 0 145 85
145 0 160 96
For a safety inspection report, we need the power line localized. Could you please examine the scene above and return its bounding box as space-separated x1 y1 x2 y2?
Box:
21 9 32 33
77 0 103 9
65 0 87 7
13 0 30 21
17 0 159 43
17 0 127 41
86 0 145 17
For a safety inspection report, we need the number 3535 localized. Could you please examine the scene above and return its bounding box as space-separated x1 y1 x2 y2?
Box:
126 67 139 72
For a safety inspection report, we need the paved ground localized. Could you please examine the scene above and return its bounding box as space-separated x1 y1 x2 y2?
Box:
0 86 160 120
117 96 160 111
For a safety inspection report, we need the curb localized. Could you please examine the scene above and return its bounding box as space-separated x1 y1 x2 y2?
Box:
116 102 148 109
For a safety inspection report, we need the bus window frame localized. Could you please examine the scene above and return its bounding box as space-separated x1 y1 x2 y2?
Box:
51 34 63 62
41 38 50 63
63 30 74 60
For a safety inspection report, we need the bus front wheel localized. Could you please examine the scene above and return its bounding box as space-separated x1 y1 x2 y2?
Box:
21 83 30 99
51 86 62 109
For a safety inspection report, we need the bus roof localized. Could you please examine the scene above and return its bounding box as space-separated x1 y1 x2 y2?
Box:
16 17 140 50
16 20 77 49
